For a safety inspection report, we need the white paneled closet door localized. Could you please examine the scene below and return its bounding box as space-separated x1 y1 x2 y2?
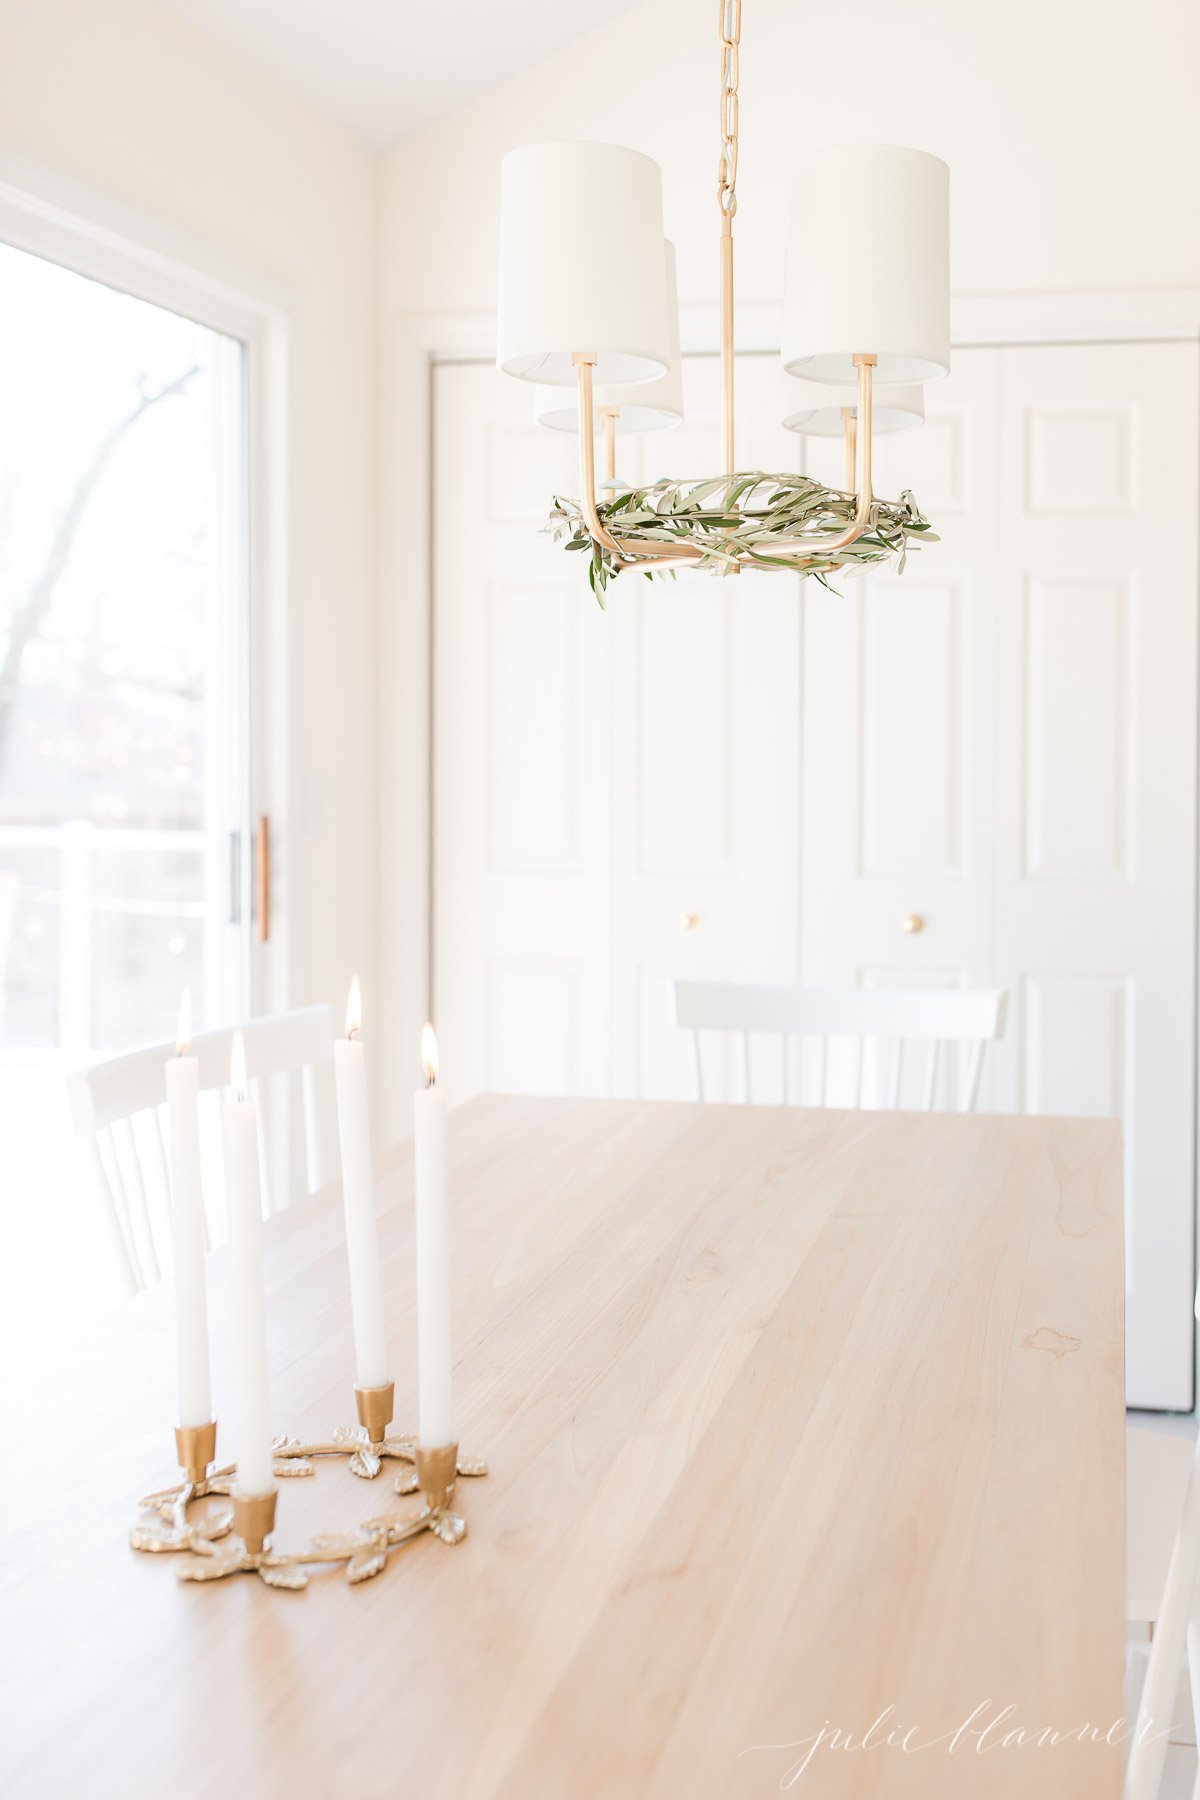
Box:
433 364 614 1098
803 340 1199 1409
994 342 1198 1410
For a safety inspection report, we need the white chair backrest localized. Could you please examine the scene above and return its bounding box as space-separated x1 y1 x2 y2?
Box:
672 982 1008 1113
67 1005 338 1296
1125 1281 1200 1800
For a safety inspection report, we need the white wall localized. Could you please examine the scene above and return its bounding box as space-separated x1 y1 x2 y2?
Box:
380 0 1200 312
0 0 378 1049
373 0 1200 1138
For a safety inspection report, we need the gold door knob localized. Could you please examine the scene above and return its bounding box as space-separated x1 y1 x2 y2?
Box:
679 910 701 932
900 913 924 935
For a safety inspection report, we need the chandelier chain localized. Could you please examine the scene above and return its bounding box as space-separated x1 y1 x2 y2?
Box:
717 0 741 218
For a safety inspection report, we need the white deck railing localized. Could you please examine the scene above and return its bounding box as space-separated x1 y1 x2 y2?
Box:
0 820 215 1054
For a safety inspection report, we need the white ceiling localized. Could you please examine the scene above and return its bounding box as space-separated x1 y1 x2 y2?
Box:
158 0 631 147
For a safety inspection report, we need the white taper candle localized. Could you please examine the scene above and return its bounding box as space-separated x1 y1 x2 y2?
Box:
221 1030 275 1497
414 1024 453 1448
165 989 211 1429
333 978 389 1390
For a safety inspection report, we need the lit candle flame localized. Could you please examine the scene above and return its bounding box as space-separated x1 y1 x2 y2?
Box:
175 988 192 1058
230 1028 248 1103
420 1022 439 1087
345 975 362 1040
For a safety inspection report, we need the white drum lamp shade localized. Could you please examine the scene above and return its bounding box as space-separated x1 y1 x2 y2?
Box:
498 142 670 386
783 379 925 437
782 145 949 385
534 242 683 434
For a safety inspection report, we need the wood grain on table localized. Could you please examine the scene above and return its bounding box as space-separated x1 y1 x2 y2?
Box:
0 1096 1125 1799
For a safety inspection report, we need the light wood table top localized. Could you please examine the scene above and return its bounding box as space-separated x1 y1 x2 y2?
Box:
0 1097 1125 1799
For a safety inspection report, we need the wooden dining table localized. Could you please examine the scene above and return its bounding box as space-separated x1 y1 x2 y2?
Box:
0 1095 1125 1799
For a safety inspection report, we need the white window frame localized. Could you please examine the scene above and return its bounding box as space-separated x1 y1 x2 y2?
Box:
0 147 291 1027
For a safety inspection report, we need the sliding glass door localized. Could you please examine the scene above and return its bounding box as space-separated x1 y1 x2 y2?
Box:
0 239 251 1368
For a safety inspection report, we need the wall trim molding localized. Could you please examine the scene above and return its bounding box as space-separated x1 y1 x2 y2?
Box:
951 289 1200 346
0 147 295 330
695 291 1200 351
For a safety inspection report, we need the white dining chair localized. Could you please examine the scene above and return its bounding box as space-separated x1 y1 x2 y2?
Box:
671 981 1007 1112
67 1005 339 1297
1126 1298 1200 1800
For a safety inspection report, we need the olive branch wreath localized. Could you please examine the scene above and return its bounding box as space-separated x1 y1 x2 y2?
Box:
547 471 938 603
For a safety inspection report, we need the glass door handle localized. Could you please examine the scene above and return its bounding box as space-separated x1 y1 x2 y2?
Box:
227 830 242 926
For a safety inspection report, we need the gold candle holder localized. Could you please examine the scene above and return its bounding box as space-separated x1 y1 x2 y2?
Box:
133 1390 489 1589
415 1443 459 1516
133 1419 326 1560
261 1380 413 1481
176 1420 218 1487
352 1441 474 1557
178 1486 339 1588
131 1419 235 1555
393 1440 489 1498
356 1381 395 1446
180 1479 428 1590
262 1381 483 1490
160 1434 490 1590
342 1380 418 1479
233 1488 278 1556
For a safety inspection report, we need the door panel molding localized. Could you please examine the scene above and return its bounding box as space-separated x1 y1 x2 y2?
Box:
1021 573 1136 883
858 576 969 881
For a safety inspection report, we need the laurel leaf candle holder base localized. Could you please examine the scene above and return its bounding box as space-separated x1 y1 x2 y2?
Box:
260 1382 416 1481
133 1422 322 1558
133 1407 488 1588
260 1385 490 1491
176 1489 333 1589
357 1442 475 1550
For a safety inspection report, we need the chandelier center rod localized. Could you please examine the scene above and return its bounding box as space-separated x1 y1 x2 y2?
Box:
718 0 741 476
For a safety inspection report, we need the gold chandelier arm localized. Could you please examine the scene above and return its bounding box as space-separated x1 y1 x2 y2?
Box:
599 405 618 486
572 353 624 556
570 360 705 569
766 353 876 557
841 408 857 493
613 538 705 564
571 351 878 574
852 350 874 504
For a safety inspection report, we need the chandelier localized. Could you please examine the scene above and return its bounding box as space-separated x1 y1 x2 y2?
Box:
494 0 949 594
